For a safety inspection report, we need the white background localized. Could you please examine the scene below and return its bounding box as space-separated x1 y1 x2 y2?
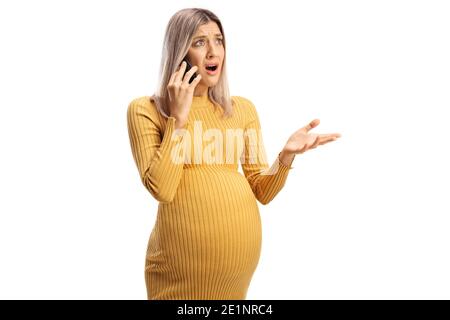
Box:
1 0 449 299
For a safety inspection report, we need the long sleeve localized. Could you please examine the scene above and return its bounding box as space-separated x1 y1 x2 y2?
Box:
239 97 294 205
127 98 190 203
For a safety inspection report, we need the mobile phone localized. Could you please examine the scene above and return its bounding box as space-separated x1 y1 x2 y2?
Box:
182 58 198 84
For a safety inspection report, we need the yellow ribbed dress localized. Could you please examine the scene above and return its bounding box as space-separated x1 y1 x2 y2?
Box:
127 94 294 300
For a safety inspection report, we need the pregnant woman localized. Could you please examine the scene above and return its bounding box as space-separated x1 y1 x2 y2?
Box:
126 8 341 300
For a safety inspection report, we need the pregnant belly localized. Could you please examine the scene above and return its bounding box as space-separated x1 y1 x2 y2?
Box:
152 168 262 277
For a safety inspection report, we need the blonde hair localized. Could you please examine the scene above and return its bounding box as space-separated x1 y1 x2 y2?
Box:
151 8 234 120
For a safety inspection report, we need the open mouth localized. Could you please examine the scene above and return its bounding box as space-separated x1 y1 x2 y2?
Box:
205 64 218 71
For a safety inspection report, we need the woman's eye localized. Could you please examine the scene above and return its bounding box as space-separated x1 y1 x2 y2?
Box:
194 38 223 46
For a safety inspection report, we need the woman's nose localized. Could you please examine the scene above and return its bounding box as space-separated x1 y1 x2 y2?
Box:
207 42 219 56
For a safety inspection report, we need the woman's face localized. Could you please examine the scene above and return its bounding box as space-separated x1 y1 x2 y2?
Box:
186 21 225 90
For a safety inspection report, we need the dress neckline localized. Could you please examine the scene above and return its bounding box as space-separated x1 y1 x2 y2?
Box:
191 94 211 108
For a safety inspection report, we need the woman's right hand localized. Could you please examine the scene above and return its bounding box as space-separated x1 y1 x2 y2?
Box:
167 61 202 129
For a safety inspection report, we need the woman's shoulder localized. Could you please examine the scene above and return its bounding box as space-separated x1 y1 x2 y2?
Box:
126 95 167 132
127 95 156 112
231 95 255 107
231 95 258 117
127 95 161 119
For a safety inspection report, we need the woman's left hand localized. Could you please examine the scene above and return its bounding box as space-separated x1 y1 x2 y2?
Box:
283 119 341 155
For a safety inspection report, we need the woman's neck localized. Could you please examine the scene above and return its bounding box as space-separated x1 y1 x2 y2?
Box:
193 84 208 97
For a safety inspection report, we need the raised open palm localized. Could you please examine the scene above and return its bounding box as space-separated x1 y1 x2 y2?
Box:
283 119 341 155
